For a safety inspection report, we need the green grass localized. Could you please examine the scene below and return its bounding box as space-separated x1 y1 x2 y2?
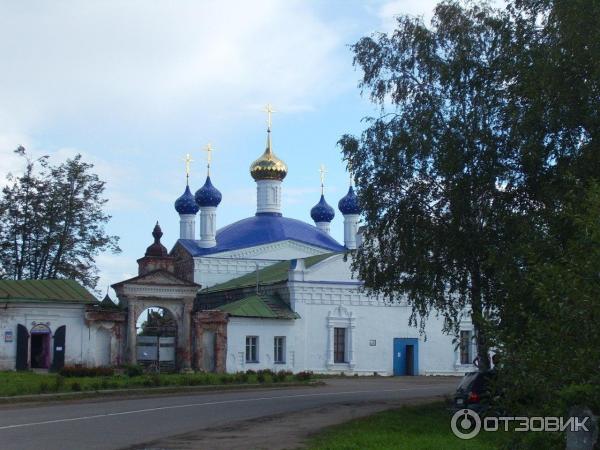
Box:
308 402 511 450
0 370 305 397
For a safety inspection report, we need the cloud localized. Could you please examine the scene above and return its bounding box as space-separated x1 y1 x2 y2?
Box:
95 253 136 298
0 0 347 134
371 0 440 32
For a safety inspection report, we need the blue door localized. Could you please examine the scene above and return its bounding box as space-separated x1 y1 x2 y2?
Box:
393 338 419 376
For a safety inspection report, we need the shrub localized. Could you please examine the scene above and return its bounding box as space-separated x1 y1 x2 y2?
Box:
256 369 275 383
59 366 114 377
70 381 82 391
295 371 313 381
234 372 249 383
39 381 49 393
54 375 65 391
124 364 144 377
245 369 256 375
262 373 273 384
275 370 293 382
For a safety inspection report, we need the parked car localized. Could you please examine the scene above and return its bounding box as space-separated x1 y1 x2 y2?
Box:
453 369 498 413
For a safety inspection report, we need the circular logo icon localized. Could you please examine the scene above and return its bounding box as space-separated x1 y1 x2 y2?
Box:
451 409 481 440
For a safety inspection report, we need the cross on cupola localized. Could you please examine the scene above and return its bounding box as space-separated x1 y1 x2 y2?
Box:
250 103 288 216
264 103 275 130
203 143 214 176
183 153 193 184
311 163 335 235
319 163 327 195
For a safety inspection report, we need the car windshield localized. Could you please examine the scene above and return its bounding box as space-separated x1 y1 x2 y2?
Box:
457 372 479 392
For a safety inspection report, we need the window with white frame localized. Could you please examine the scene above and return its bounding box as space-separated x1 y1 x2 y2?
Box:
246 336 258 363
326 306 355 368
274 336 286 364
459 330 473 364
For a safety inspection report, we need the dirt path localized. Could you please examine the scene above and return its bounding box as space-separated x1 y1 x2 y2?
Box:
128 395 445 450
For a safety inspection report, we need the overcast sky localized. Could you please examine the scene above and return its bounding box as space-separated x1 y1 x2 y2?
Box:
0 0 439 296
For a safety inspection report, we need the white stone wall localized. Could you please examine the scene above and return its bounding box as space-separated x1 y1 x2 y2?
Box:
224 286 464 376
193 257 279 289
226 317 296 373
223 253 472 376
0 303 110 370
193 241 335 288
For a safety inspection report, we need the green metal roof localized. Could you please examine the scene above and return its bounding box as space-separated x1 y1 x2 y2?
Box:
202 253 337 294
0 279 98 304
219 294 300 320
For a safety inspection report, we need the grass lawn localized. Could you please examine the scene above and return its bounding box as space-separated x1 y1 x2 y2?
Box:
0 369 309 397
308 402 511 450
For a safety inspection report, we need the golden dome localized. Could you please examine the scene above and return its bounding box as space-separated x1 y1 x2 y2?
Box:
250 130 288 181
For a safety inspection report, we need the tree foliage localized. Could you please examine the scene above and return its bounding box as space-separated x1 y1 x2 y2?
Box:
0 147 120 290
340 2 514 368
342 0 600 417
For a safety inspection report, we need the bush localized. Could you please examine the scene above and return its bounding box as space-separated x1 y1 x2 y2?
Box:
70 381 82 391
39 381 49 393
295 371 313 381
124 364 144 377
234 372 249 383
274 370 292 382
59 366 114 377
54 375 65 391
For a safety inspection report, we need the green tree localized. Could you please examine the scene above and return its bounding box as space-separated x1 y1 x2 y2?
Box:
495 0 600 419
340 2 513 369
0 147 120 290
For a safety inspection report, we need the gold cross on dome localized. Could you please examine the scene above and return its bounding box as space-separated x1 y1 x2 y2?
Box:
183 153 193 181
319 164 327 194
347 161 354 187
264 103 276 129
203 143 214 175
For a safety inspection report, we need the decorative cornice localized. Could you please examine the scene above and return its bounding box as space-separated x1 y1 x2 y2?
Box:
206 239 327 259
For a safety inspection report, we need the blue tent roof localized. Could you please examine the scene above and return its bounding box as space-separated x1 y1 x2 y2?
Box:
176 214 346 256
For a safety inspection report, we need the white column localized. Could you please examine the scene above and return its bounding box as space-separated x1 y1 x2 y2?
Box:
343 214 360 249
256 179 282 215
348 321 356 369
315 222 331 234
179 214 196 240
327 324 335 367
199 207 217 248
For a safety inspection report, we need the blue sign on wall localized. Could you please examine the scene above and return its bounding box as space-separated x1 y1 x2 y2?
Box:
4 330 13 343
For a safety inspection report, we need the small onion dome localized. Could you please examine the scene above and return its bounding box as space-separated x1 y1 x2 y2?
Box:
174 185 199 215
195 176 222 207
338 186 361 215
311 194 335 223
145 222 168 257
250 131 288 181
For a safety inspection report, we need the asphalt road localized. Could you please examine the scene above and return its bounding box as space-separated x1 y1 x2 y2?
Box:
0 377 458 450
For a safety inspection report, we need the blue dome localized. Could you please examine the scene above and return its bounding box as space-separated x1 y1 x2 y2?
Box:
174 185 199 215
195 176 222 207
176 214 345 256
338 186 361 215
311 194 335 223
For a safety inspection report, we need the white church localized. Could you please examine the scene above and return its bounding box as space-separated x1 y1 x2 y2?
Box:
0 112 475 375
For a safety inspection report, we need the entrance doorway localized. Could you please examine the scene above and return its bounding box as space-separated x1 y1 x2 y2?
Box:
136 307 177 372
30 324 51 369
393 338 419 376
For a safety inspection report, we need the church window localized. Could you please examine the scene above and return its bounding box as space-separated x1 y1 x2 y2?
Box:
334 328 346 363
459 330 473 364
246 336 258 363
274 336 286 363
